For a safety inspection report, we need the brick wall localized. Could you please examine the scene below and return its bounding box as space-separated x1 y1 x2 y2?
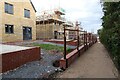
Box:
2 47 41 73
60 41 96 70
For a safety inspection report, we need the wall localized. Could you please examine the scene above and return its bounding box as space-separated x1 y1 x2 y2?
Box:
0 2 2 43
36 23 54 39
36 23 64 39
1 47 41 73
0 0 36 43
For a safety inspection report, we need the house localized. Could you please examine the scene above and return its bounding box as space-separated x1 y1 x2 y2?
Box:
36 8 66 40
0 0 36 43
63 21 74 39
64 21 83 40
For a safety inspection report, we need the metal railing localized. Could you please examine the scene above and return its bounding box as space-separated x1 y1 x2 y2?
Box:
63 25 97 68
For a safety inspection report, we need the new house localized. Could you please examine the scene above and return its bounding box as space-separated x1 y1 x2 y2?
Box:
0 0 36 43
36 8 66 40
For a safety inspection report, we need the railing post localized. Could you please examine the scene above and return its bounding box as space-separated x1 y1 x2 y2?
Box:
64 25 68 68
90 33 92 46
77 30 80 57
92 34 94 44
83 31 86 51
85 31 87 50
88 33 90 47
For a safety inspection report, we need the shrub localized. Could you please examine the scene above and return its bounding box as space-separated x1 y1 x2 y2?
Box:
100 2 120 71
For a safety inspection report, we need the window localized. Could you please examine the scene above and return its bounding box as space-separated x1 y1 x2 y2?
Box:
5 24 14 34
24 9 30 18
5 3 13 14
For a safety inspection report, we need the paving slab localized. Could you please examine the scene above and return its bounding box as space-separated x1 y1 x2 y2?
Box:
0 44 33 54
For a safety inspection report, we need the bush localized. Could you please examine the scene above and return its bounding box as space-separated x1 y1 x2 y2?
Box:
100 2 120 71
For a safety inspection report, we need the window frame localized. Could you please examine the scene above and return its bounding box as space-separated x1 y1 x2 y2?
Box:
5 24 14 34
5 2 14 14
24 9 30 18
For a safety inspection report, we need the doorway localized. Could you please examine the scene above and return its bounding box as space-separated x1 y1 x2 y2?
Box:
23 27 32 40
54 31 58 39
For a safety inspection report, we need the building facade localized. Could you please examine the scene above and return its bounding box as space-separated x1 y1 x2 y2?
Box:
63 21 74 39
0 0 36 43
67 21 83 40
36 8 66 40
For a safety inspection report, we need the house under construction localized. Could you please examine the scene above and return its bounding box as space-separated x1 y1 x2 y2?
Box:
36 8 66 40
64 21 83 40
36 8 82 40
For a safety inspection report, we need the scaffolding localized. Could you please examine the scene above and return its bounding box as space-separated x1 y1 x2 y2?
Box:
36 8 74 40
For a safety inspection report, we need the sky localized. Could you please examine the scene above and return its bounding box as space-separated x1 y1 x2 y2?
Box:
31 0 104 34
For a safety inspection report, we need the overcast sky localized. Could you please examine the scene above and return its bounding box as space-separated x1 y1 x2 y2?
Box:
31 0 104 34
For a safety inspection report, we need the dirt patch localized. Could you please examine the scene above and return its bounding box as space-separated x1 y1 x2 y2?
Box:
48 50 62 54
44 40 78 46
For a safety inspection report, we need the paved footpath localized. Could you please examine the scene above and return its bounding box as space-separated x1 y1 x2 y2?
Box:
56 42 119 78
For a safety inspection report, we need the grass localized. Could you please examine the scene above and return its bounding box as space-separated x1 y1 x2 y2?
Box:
32 43 71 52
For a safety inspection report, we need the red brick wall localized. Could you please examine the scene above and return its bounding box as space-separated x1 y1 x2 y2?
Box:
60 59 66 69
60 44 94 69
2 47 41 73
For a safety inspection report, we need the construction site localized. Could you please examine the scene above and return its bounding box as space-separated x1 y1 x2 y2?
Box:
1 0 119 79
36 8 83 40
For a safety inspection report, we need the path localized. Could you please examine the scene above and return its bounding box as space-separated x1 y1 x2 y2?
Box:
56 42 119 78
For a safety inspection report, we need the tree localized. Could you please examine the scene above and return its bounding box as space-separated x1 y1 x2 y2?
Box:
97 29 102 36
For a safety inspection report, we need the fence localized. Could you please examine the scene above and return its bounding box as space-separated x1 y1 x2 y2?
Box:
60 26 97 69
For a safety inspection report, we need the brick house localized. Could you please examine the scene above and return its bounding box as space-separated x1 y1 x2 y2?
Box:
0 0 36 43
36 8 66 40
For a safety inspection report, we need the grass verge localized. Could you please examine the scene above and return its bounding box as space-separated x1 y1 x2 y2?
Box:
33 43 71 52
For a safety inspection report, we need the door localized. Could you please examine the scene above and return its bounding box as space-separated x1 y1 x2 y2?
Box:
23 27 32 40
54 31 58 39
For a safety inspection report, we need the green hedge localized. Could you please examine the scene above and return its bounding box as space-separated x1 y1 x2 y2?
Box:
99 2 120 70
100 27 120 70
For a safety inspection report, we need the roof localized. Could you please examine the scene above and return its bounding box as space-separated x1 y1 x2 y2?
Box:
54 8 65 15
30 0 37 12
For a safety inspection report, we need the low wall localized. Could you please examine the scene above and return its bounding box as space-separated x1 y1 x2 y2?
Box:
44 40 77 46
60 41 96 69
2 47 41 73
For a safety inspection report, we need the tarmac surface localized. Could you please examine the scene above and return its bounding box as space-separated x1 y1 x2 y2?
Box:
55 42 119 78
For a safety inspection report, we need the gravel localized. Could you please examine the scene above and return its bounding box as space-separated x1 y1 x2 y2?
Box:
1 40 75 78
2 49 63 78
